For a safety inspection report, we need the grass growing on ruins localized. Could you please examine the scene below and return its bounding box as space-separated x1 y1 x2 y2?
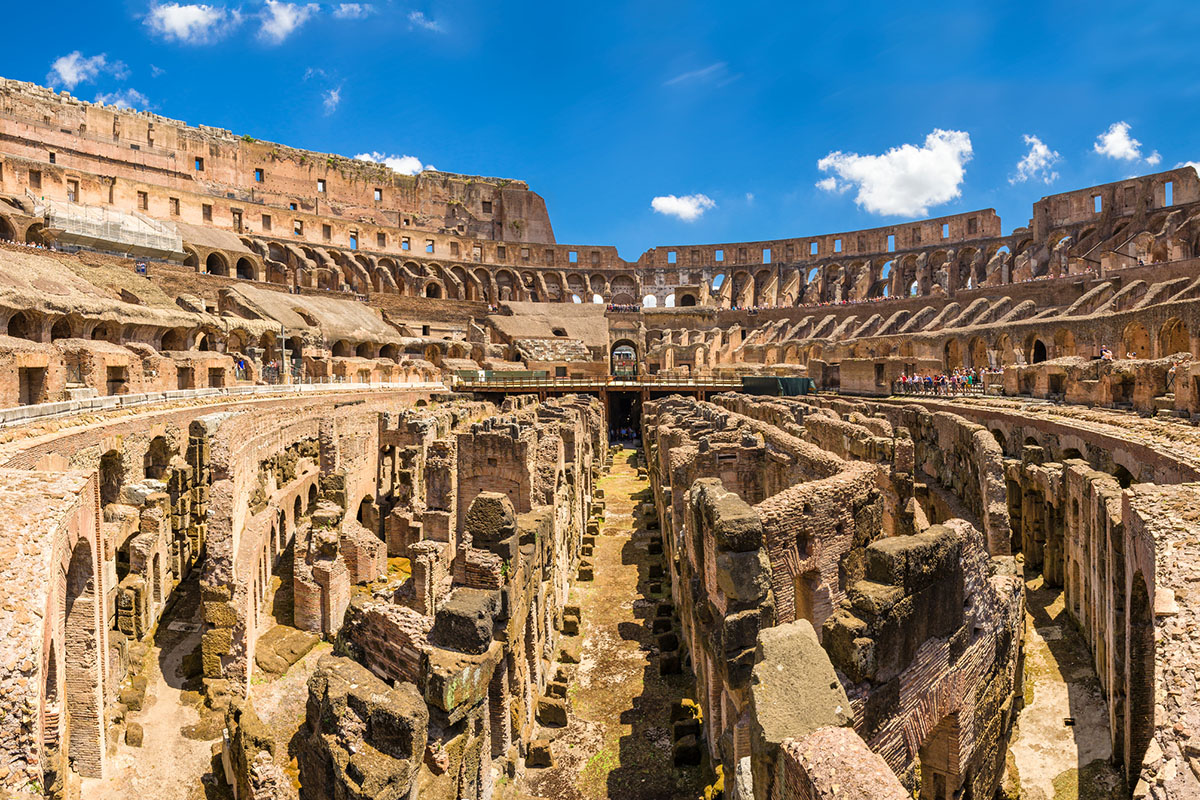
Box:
513 448 706 800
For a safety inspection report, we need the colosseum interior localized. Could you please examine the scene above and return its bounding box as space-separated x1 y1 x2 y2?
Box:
0 76 1197 800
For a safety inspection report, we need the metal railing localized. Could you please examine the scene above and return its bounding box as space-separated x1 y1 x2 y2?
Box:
455 374 744 390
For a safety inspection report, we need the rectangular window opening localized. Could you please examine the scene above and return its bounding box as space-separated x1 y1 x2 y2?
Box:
715 249 724 262
137 191 148 211
667 250 677 264
401 237 410 251
377 232 386 248
67 179 79 203
425 239 434 254
762 248 772 264
255 168 264 183
195 157 204 171
809 242 818 256
202 203 213 222
569 250 578 263
1165 181 1174 206
294 220 303 236
834 238 842 253
29 170 41 190
497 245 507 260
170 197 180 216
481 200 493 213
942 223 950 239
261 213 271 231
349 231 358 250
887 234 896 252
1093 194 1103 214
322 224 332 241
317 179 327 193
374 188 382 202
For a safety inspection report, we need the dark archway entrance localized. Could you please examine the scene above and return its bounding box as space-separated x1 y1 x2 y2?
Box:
611 341 637 378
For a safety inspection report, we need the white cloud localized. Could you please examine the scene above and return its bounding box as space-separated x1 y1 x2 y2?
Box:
1093 121 1161 166
1178 161 1200 176
408 11 442 32
150 64 167 78
650 194 716 222
333 3 373 18
145 3 240 44
816 129 973 217
94 88 150 110
744 192 755 204
1010 134 1060 185
259 1 319 43
354 152 435 175
47 52 126 90
664 62 725 86
323 86 342 115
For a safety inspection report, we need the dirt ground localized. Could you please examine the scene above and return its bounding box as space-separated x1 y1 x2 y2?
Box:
513 447 707 800
80 574 223 800
1008 574 1124 800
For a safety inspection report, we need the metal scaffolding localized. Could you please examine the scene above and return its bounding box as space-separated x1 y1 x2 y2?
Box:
40 198 184 260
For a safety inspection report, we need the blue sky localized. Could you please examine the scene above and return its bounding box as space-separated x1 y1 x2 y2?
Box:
8 1 1200 259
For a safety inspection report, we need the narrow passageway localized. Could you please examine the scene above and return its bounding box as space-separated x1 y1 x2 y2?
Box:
81 574 221 800
1009 575 1123 800
514 446 704 800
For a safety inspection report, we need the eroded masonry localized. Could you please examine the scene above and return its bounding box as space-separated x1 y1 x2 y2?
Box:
0 75 1197 800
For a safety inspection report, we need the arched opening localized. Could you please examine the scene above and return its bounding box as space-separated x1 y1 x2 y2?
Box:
7 311 35 341
50 318 72 341
678 293 696 307
664 293 676 308
355 342 375 359
571 294 582 304
0 215 14 242
205 252 229 277
1126 573 1155 777
990 429 1007 454
91 322 119 344
25 223 47 246
1031 339 1048 364
160 328 186 351
592 293 604 304
1060 448 1083 462
196 333 214 352
183 248 199 269
1121 322 1151 359
908 280 919 297
611 341 637 378
943 339 962 371
236 257 256 280
641 294 658 308
144 436 171 480
1158 317 1189 357
425 282 442 299
380 344 399 361
307 484 318 512
64 538 102 778
331 340 352 358
1112 464 1134 489
41 646 60 785
99 450 123 505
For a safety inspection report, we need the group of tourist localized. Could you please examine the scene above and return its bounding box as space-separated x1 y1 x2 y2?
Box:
606 303 642 312
611 426 640 441
894 367 1000 395
0 237 54 251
